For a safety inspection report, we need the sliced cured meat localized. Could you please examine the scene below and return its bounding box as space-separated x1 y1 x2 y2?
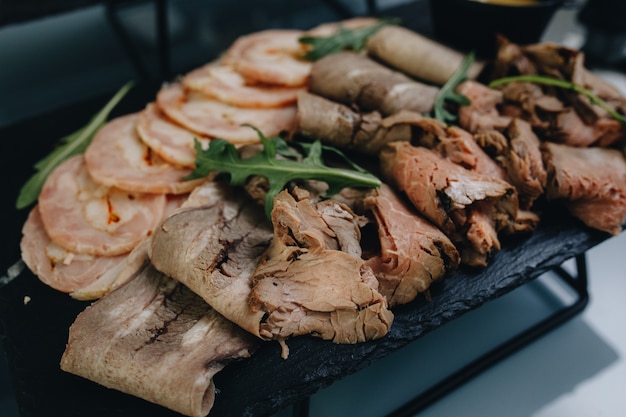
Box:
136 103 210 168
183 63 303 108
150 181 274 338
362 184 460 306
304 17 380 37
20 206 127 293
61 262 258 417
222 29 311 87
156 83 297 144
542 142 626 235
250 188 393 348
85 113 205 194
38 154 167 257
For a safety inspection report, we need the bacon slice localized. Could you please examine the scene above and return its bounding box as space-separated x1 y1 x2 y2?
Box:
61 262 258 417
136 103 210 168
85 113 205 194
38 154 166 257
20 206 127 293
156 83 296 144
222 29 311 87
183 63 303 108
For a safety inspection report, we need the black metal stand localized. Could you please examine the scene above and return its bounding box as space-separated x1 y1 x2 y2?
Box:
291 254 589 417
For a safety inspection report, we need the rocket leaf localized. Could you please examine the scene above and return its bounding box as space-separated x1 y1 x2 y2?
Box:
187 128 381 218
16 82 133 209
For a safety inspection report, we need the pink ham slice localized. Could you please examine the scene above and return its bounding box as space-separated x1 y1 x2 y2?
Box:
222 29 311 87
20 206 127 293
183 62 303 108
136 103 210 168
38 154 167 257
156 83 297 144
84 113 205 194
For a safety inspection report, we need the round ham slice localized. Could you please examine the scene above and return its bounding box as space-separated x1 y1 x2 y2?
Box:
20 206 127 293
222 29 311 87
85 113 205 194
183 63 303 108
156 83 296 144
136 103 209 168
38 154 167 257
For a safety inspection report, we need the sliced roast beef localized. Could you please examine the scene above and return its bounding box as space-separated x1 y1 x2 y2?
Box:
308 51 438 116
361 184 460 306
456 81 512 133
60 262 258 417
488 38 626 148
250 187 393 350
380 142 517 266
542 142 626 235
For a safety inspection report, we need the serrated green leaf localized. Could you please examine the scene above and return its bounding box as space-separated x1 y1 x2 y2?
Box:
16 82 133 210
299 19 400 61
187 129 381 219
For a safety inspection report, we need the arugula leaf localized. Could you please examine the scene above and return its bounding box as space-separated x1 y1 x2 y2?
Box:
431 52 474 125
187 130 381 218
299 19 398 61
16 82 133 209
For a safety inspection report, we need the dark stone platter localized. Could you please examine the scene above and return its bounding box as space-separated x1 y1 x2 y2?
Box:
0 5 618 415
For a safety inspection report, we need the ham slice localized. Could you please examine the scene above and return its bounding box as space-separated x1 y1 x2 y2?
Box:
60 262 258 417
84 113 205 194
20 206 127 293
183 62 303 108
136 103 210 168
38 154 167 257
222 29 311 87
156 83 297 144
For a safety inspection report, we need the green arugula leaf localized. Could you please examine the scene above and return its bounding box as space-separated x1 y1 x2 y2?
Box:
299 19 398 61
187 130 381 218
16 82 133 209
432 52 475 125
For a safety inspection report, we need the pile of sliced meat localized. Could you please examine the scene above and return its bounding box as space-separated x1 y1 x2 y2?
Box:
18 19 626 417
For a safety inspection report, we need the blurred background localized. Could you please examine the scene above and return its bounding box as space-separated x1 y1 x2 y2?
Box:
2 0 626 416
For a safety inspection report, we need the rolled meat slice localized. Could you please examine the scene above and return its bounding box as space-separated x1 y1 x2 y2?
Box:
308 51 439 116
60 262 258 417
183 62 303 108
294 91 423 155
38 154 166 257
84 113 205 194
136 103 210 168
222 29 311 87
366 25 484 86
156 83 297 144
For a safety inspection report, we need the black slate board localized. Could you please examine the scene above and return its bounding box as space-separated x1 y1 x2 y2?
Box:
0 4 619 416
